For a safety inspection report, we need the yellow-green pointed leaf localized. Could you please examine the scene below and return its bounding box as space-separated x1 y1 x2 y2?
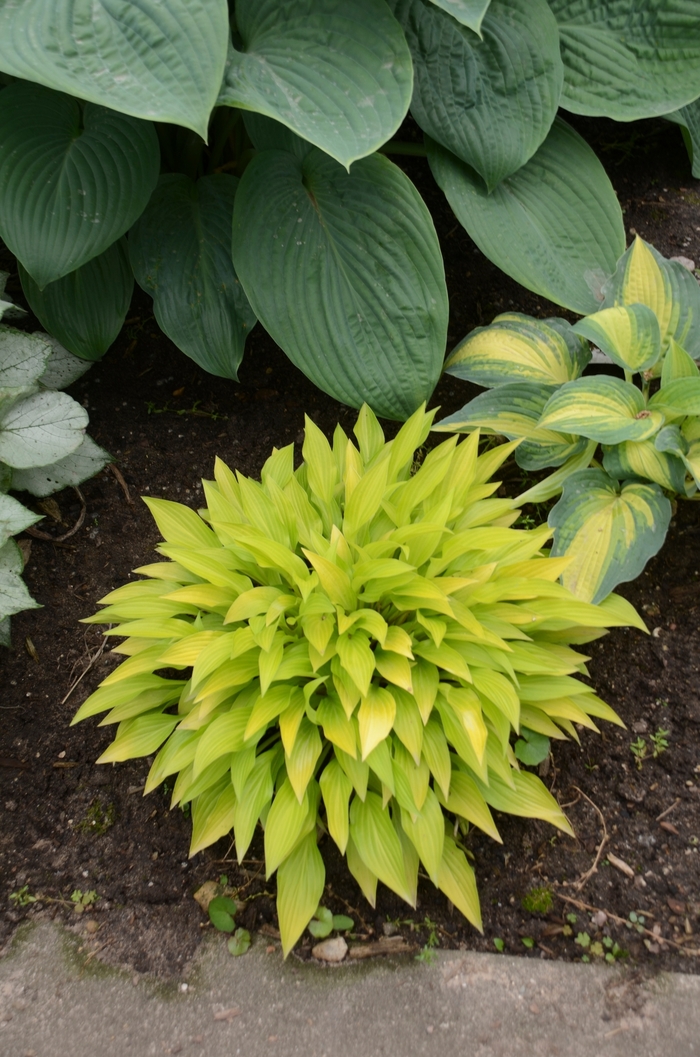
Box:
399 788 444 885
234 752 275 861
336 747 370 801
392 687 424 764
474 768 573 836
374 648 413 692
573 304 661 374
358 685 396 760
603 438 687 494
264 779 318 878
317 697 358 758
440 771 501 842
343 458 389 534
189 781 236 857
411 658 439 723
303 550 357 611
349 792 414 905
414 640 471 683
244 685 292 742
192 707 254 778
346 833 378 907
336 628 375 698
437 833 482 931
277 833 325 958
549 469 672 604
286 718 322 802
445 313 588 387
143 497 219 549
97 713 180 764
319 760 353 854
539 377 665 444
421 716 451 799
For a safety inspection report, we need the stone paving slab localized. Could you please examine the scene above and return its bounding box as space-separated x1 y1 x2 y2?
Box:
1 922 699 1057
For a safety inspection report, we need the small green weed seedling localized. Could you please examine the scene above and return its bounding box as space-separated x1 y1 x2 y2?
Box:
631 728 670 769
521 937 535 949
626 911 646 934
630 737 649 770
207 896 251 957
308 906 354 939
493 937 505 952
415 916 440 965
650 729 670 758
71 889 98 914
9 884 37 907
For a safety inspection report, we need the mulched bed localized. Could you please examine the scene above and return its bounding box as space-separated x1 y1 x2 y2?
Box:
1 115 699 978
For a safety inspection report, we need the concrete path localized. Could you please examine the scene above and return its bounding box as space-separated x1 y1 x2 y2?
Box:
1 922 699 1057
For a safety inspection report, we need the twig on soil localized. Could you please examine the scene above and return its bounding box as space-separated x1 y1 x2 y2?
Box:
82 940 110 968
26 487 86 542
656 798 681 822
109 463 134 505
60 634 108 705
572 787 609 892
555 892 700 956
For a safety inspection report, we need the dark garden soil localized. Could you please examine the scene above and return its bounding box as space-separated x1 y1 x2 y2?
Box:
1 116 700 979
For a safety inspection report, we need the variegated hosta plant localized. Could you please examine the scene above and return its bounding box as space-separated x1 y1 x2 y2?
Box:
435 237 700 605
73 405 642 955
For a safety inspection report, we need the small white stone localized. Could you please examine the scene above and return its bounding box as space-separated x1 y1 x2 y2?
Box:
311 936 348 963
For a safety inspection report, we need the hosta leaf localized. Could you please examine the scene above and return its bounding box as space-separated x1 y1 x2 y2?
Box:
277 832 325 957
661 339 700 386
437 833 482 930
444 313 589 388
549 469 672 604
346 833 378 907
649 378 700 417
129 174 256 380
434 383 589 471
656 424 700 489
317 697 358 758
218 0 412 168
427 118 625 315
425 0 491 32
0 327 50 388
399 787 444 884
668 98 700 178
573 305 662 374
192 708 254 778
538 377 665 445
97 713 180 764
11 436 111 498
0 1 228 138
601 237 700 358
473 767 573 835
286 718 322 802
550 0 700 120
0 391 87 469
232 149 447 420
349 792 414 904
421 716 451 799
0 539 39 621
336 629 375 697
390 0 562 190
242 113 313 162
189 782 237 857
319 759 353 854
234 752 275 861
0 83 159 289
440 770 500 842
358 685 396 760
264 779 318 877
603 439 687 494
144 497 219 550
19 240 133 361
0 494 41 546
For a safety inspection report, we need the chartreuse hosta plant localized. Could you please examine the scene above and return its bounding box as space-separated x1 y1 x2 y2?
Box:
72 404 642 955
1 3 700 416
435 237 700 604
0 279 110 646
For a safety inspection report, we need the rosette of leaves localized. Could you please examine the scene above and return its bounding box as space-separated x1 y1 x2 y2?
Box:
73 404 641 955
1 2 700 417
0 277 110 646
435 236 700 604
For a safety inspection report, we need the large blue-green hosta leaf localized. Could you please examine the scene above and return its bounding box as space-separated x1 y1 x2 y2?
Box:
232 150 447 420
19 240 133 361
427 118 625 315
389 0 562 190
129 175 256 381
217 0 413 168
549 469 671 604
550 0 700 120
0 83 159 289
425 0 491 32
667 99 700 177
0 1 228 138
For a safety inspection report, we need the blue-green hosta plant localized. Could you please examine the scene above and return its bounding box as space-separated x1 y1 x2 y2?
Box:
0 282 110 646
0 2 699 417
435 237 700 604
72 404 642 955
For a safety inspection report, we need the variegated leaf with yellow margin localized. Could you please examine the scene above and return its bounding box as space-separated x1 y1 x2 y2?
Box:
434 381 589 470
538 377 665 445
601 236 700 358
661 338 700 386
655 425 700 491
648 378 700 418
445 313 590 388
548 469 671 604
602 438 687 494
573 303 661 374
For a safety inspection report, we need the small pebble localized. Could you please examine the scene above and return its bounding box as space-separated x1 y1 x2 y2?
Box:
311 936 348 963
85 919 99 934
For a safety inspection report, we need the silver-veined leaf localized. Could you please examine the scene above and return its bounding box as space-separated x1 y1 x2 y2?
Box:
129 174 256 380
9 436 111 497
427 118 625 315
0 0 228 138
0 391 87 469
232 149 447 420
444 313 589 387
601 236 700 358
276 832 325 957
549 469 671 603
0 494 42 546
602 439 687 494
0 82 159 289
19 240 133 361
550 0 700 120
0 539 39 621
37 335 93 390
573 304 662 374
0 326 51 389
217 0 412 168
538 377 665 445
389 0 562 190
